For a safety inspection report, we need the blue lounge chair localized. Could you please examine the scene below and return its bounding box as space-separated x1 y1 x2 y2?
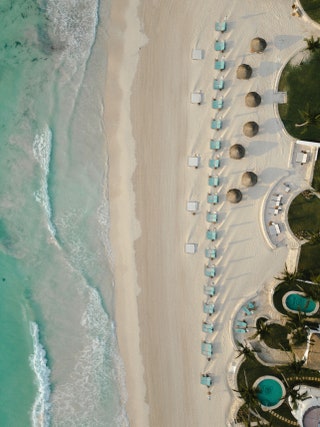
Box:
201 342 213 357
213 78 224 90
207 193 219 204
210 139 221 150
201 374 213 387
215 40 226 52
205 266 216 277
202 323 214 334
209 158 220 169
211 119 222 130
214 59 225 70
236 321 247 328
212 98 224 110
208 175 219 186
205 248 216 259
215 21 227 32
204 284 215 296
241 306 252 316
206 229 217 241
206 212 218 223
203 302 215 315
235 328 246 334
248 301 255 310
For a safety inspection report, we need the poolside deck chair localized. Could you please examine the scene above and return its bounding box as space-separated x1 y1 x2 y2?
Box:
203 284 215 296
211 119 222 130
202 322 214 334
235 328 246 334
206 212 218 223
215 40 226 52
203 302 215 315
210 139 221 150
201 374 213 387
214 59 225 70
212 98 224 110
205 266 216 277
208 175 219 187
236 321 247 328
201 342 213 357
209 158 220 169
213 78 224 90
207 193 219 204
215 21 227 32
206 229 217 241
205 248 217 259
241 306 252 316
248 301 255 310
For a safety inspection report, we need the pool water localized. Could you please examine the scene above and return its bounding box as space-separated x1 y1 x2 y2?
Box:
285 293 317 314
256 378 284 407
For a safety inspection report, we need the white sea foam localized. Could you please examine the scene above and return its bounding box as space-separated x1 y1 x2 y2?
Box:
33 126 56 237
51 287 129 426
29 321 52 427
46 0 99 74
97 190 113 266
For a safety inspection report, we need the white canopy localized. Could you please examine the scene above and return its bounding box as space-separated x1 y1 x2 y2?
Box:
191 49 203 60
188 155 200 167
185 243 198 254
186 201 199 212
191 92 202 104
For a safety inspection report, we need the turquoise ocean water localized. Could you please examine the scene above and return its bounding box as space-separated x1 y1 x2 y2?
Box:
0 0 128 426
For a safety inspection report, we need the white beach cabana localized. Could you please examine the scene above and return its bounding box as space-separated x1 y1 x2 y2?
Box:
185 243 198 254
191 48 203 60
186 201 199 213
296 151 308 164
187 155 200 168
190 92 202 104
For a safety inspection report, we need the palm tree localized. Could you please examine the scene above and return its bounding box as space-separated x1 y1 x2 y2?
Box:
275 264 302 286
281 375 311 410
295 105 320 130
297 281 320 302
234 371 261 420
285 309 308 329
235 340 260 360
308 230 320 245
285 310 310 347
250 319 271 341
304 35 320 52
283 348 306 374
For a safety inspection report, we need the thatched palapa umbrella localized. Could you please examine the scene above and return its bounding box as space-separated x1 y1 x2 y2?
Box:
229 144 245 159
245 92 261 107
241 171 258 187
250 37 267 53
227 189 242 203
243 121 259 137
236 64 252 80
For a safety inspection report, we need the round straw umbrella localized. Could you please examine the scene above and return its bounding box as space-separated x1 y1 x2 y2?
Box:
227 189 242 203
236 64 252 80
229 144 245 159
241 171 258 187
243 121 259 137
245 92 261 107
250 37 267 53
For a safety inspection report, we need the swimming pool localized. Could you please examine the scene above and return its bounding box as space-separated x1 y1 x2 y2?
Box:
254 376 285 410
283 291 319 315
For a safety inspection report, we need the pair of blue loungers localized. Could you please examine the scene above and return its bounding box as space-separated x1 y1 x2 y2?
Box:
201 374 213 387
235 320 248 334
201 341 213 358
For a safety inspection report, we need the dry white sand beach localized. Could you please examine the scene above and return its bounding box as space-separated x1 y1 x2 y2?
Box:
106 0 319 425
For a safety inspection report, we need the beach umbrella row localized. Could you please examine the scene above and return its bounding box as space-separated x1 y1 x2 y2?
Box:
199 29 267 392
